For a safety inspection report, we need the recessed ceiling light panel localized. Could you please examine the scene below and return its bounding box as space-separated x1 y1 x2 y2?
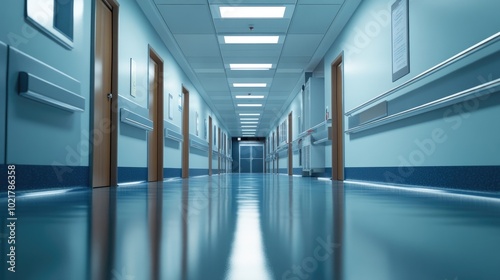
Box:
230 64 272 71
239 113 261 116
224 36 280 44
237 104 262 107
220 7 286 19
240 118 259 121
233 83 267 88
235 95 265 99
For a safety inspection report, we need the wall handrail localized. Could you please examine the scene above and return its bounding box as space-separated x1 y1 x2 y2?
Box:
345 32 500 116
120 108 153 131
345 78 500 134
18 71 84 112
297 119 332 139
164 121 183 142
189 134 209 152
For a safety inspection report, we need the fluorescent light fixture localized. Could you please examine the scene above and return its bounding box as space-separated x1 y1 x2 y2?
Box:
242 129 256 132
240 118 259 121
230 64 272 71
235 95 265 99
242 125 257 128
241 121 258 124
239 113 260 116
233 83 267 88
220 7 286 19
237 104 262 107
224 36 280 44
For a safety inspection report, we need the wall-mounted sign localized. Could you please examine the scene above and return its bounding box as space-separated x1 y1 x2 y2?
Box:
130 59 137 97
391 0 410 82
178 93 182 111
168 94 174 120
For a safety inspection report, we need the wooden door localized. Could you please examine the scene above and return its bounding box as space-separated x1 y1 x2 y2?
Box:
331 56 344 181
92 0 114 187
181 87 189 178
148 48 164 182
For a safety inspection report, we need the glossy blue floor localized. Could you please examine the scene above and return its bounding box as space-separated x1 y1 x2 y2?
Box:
1 174 500 280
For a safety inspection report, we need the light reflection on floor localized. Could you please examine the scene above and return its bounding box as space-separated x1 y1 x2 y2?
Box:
1 174 500 280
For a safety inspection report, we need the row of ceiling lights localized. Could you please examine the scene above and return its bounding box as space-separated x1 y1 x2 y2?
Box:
219 6 287 136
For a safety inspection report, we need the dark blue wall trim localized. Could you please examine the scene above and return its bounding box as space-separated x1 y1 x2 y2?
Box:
293 168 302 175
164 168 181 179
321 168 332 179
190 168 209 177
345 166 500 191
279 168 288 174
1 164 89 191
118 167 147 184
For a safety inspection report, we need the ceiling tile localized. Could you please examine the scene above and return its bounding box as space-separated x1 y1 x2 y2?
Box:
281 34 324 56
270 77 301 92
174 34 220 57
213 19 290 34
288 5 340 34
277 56 311 69
157 5 215 34
226 71 275 80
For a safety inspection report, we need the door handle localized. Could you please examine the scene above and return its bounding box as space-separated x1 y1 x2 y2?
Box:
107 93 113 100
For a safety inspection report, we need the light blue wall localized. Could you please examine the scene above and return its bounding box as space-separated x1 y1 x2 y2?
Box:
0 0 91 168
0 0 231 186
271 87 304 172
322 0 500 168
118 0 229 173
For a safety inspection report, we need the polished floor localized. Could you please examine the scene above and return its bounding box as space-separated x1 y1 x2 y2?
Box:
2 174 500 280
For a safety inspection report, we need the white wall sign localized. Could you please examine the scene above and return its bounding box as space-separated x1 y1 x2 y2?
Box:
391 0 410 81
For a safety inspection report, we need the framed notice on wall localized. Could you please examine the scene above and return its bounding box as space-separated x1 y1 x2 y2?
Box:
391 0 410 82
168 94 174 120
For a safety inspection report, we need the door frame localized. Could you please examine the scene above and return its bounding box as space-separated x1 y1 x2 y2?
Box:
181 86 189 178
91 0 119 188
148 46 164 182
331 53 344 181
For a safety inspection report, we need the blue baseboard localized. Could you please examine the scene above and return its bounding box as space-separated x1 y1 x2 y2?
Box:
164 168 181 179
293 168 302 175
321 168 332 178
117 167 147 184
345 166 500 192
279 168 288 174
190 168 209 177
1 164 89 191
